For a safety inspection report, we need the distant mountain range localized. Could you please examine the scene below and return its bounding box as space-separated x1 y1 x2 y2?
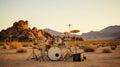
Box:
3 20 119 41
44 28 81 37
81 25 120 40
44 28 62 36
44 25 120 41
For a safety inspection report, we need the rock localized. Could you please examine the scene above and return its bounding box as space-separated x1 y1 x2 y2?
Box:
36 30 42 38
0 20 54 42
13 20 29 29
32 27 38 32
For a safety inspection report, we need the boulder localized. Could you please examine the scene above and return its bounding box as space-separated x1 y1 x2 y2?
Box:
0 20 54 42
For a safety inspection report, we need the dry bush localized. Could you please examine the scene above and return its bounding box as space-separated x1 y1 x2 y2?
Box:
109 42 117 50
111 47 116 50
108 41 120 46
0 42 8 46
102 48 112 53
17 48 27 53
110 45 117 50
0 42 9 49
10 41 22 49
84 45 97 52
2 45 10 49
0 43 4 46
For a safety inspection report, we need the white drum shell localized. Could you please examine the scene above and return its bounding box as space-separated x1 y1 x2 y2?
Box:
48 47 61 60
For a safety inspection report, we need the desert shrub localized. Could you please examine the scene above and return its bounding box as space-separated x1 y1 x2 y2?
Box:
10 41 22 49
17 48 27 53
102 48 112 53
111 47 116 50
0 42 8 46
110 46 117 50
101 44 105 47
110 44 117 50
0 43 4 46
84 45 97 52
2 45 10 49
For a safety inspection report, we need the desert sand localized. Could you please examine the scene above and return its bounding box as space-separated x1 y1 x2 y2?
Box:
0 46 120 67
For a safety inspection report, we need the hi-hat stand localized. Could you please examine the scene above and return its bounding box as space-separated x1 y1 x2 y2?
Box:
26 37 38 61
26 44 38 61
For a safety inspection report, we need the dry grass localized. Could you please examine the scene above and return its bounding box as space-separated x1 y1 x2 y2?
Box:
1 40 120 50
63 40 120 52
102 48 112 53
77 40 120 46
10 41 22 49
17 48 27 53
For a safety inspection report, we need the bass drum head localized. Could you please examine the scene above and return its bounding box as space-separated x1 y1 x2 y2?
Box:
48 47 61 61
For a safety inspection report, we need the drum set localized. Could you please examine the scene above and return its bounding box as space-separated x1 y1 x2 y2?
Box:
27 38 86 62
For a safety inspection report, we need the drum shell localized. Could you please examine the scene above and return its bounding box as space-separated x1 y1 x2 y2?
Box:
48 47 61 61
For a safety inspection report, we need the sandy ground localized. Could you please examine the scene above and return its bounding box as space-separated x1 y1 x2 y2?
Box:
0 46 120 67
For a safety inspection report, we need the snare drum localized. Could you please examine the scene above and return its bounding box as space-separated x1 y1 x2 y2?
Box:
48 47 61 61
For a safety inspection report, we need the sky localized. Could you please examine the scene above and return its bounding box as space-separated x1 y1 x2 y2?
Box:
0 0 120 35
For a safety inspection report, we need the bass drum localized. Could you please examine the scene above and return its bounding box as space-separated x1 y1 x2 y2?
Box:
48 47 61 61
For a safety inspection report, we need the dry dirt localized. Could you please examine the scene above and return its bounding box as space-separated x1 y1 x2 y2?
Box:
0 46 120 67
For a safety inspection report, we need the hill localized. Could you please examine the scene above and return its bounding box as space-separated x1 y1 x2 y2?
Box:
44 28 62 36
44 28 84 41
81 25 120 40
44 28 81 37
